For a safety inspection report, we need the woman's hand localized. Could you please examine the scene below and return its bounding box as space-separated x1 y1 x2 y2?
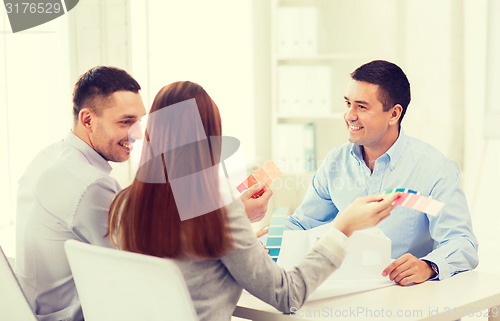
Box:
241 183 273 223
333 194 399 237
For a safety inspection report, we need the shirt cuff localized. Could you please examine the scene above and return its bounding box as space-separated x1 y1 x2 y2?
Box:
420 255 449 280
422 259 439 280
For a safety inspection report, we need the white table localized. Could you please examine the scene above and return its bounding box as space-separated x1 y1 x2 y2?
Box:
234 271 500 321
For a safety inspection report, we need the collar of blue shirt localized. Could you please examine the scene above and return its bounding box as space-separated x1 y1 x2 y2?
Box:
349 127 409 171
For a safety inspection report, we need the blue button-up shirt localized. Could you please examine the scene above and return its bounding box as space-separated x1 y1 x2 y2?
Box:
285 129 478 280
16 132 120 321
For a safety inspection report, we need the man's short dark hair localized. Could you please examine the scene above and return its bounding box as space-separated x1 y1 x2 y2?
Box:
351 60 411 123
72 66 141 121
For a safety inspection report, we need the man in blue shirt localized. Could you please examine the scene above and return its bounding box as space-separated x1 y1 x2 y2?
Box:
285 60 478 285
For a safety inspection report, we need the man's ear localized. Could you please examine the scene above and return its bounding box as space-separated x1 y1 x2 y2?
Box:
388 104 402 126
78 108 94 132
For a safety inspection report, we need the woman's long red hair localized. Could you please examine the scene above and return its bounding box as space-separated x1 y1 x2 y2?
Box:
109 81 232 259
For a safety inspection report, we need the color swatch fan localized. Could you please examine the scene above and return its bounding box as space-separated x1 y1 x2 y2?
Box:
236 160 282 197
266 208 288 262
382 188 445 216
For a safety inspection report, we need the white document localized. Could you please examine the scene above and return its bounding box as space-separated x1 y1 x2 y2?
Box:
277 226 395 300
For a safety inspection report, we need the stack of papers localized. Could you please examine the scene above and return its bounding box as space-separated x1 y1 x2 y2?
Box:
277 226 395 301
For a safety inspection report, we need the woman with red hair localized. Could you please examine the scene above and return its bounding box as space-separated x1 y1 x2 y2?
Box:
109 81 397 321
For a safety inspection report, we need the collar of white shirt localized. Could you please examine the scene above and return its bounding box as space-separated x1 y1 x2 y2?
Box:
64 131 113 175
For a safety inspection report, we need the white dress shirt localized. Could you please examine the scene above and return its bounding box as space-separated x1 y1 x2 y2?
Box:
16 132 120 321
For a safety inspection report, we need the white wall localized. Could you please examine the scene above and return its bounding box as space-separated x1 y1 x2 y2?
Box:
0 9 71 255
401 0 464 165
143 0 257 166
463 0 500 274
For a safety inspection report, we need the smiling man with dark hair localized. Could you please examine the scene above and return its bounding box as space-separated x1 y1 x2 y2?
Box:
16 66 146 321
285 60 478 285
